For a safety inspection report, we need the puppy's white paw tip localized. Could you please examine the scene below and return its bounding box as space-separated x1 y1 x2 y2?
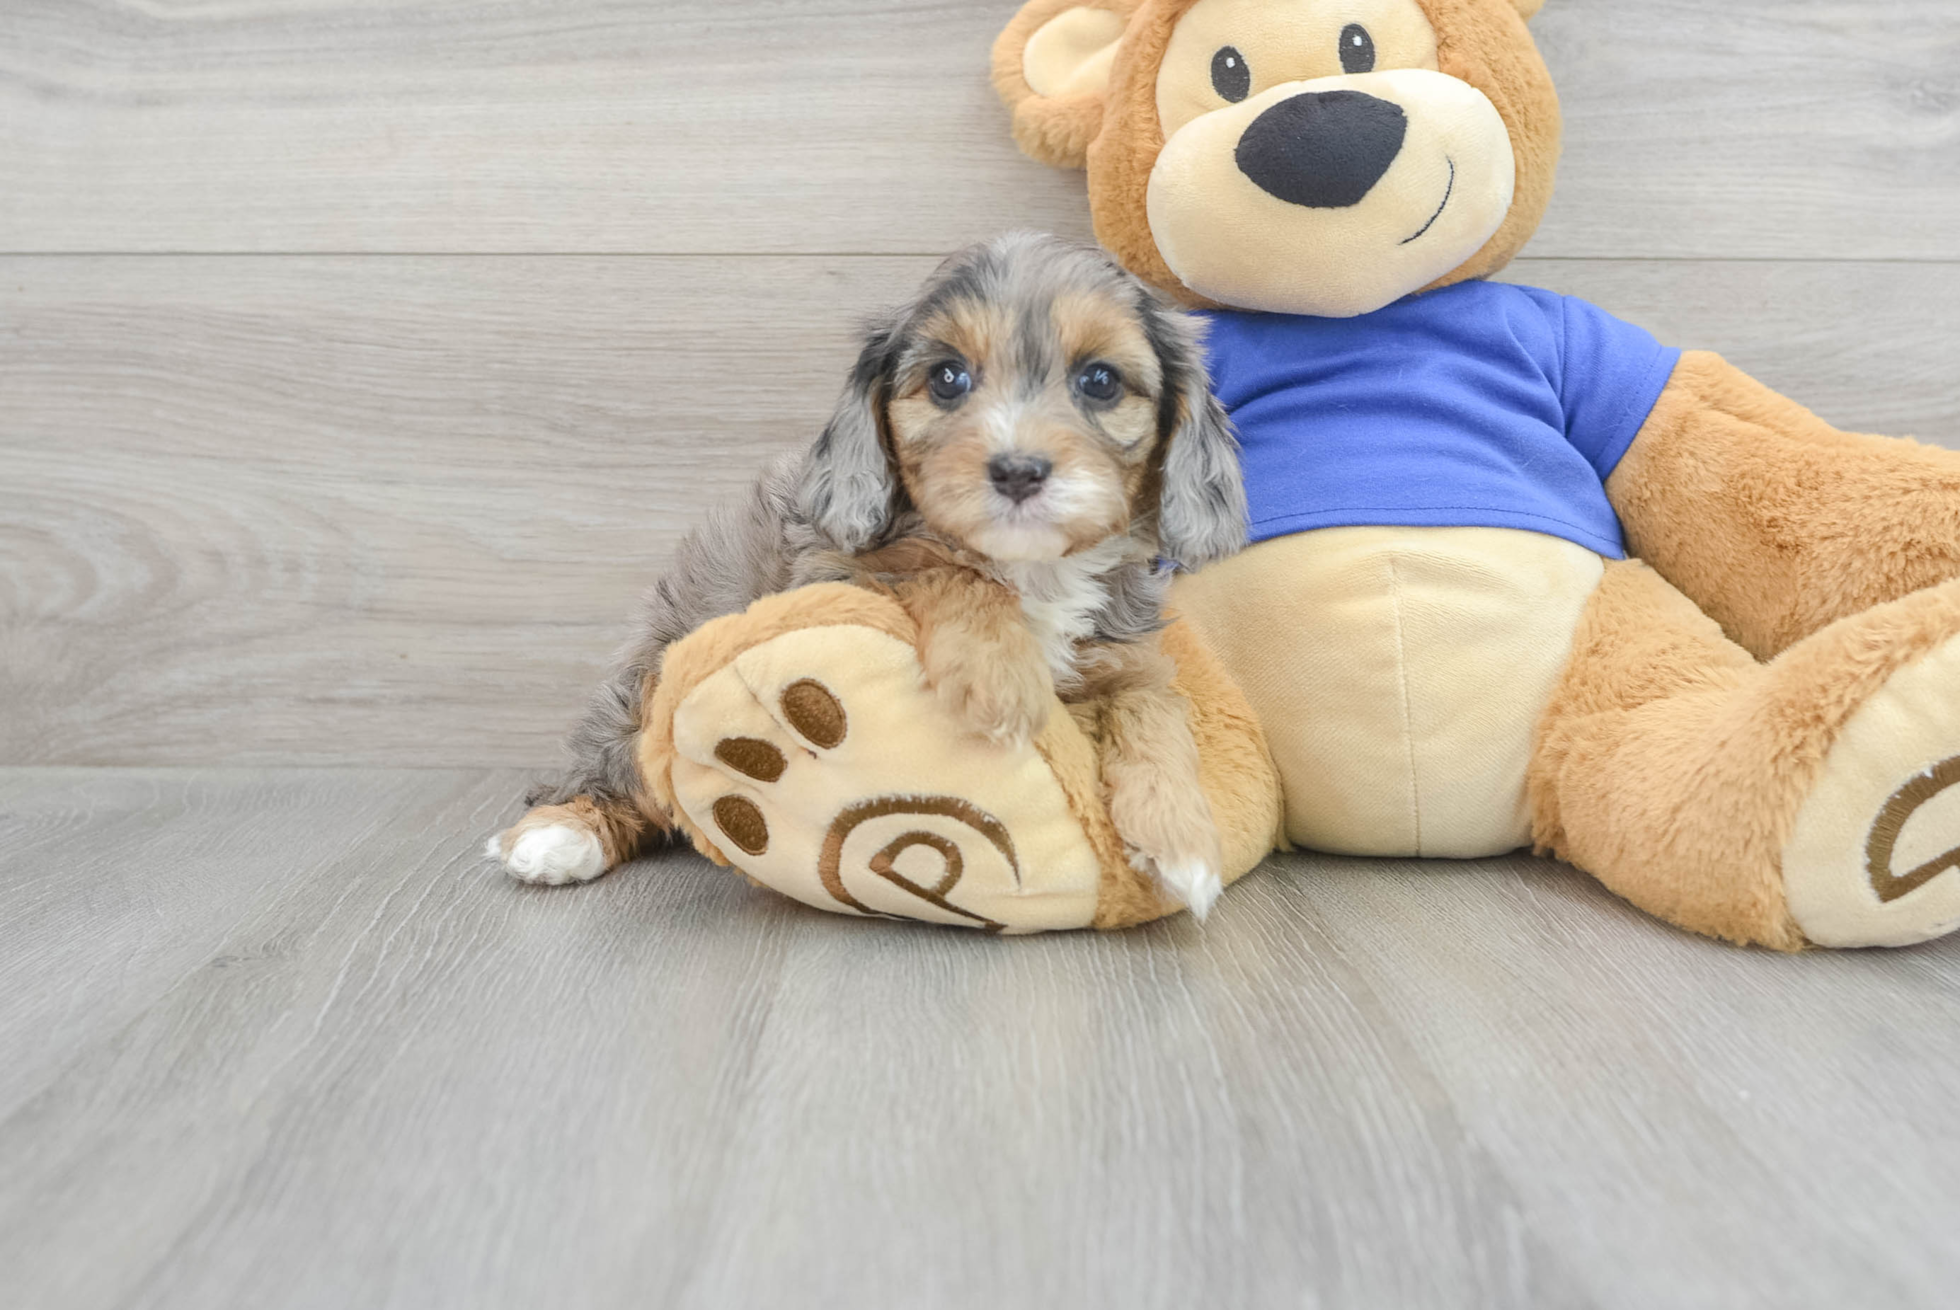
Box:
501 824 606 886
1158 860 1224 922
481 834 505 862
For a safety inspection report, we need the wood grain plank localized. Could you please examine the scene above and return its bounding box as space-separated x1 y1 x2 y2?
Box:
0 767 800 1310
1530 0 1960 261
0 767 501 1124
0 767 1585 1309
669 880 1586 1310
1288 855 1960 1309
0 254 939 769
1 0 1954 259
3 768 1955 1307
4 253 1956 768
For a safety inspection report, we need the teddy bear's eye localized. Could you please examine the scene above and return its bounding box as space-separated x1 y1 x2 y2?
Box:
1340 24 1376 75
1211 46 1250 103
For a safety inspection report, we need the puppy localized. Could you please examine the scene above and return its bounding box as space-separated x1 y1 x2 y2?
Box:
489 232 1248 916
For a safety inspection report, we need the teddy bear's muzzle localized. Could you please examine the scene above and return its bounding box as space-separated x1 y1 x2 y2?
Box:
1145 68 1517 318
1234 89 1409 210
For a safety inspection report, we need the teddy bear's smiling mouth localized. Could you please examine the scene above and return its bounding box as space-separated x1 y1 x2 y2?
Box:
1400 157 1456 246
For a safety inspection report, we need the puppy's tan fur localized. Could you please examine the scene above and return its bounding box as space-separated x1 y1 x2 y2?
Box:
494 234 1247 918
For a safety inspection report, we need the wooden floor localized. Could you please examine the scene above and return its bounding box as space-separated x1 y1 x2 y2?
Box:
4 1 1959 1306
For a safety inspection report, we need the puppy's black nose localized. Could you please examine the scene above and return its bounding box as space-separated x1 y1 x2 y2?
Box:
988 454 1052 504
1235 89 1407 209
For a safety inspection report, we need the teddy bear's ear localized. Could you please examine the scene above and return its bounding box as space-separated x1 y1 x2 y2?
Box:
1513 0 1547 17
993 2 1138 170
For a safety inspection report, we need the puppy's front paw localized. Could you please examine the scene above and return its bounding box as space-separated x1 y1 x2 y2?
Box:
1141 854 1225 922
1128 843 1215 917
487 819 607 886
923 644 1054 748
1110 777 1225 921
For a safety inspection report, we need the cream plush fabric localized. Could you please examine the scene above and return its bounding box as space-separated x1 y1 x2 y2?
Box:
1783 636 1960 947
668 624 1106 933
1173 526 1601 857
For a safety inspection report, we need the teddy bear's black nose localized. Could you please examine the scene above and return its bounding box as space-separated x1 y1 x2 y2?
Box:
1235 90 1408 209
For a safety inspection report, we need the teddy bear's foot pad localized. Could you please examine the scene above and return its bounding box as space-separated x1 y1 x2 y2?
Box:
666 623 1107 933
1785 634 1960 947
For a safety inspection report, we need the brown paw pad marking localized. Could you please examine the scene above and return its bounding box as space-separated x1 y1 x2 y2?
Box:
714 736 786 783
708 682 848 857
1867 754 1960 903
817 796 1018 931
712 795 769 856
781 678 846 749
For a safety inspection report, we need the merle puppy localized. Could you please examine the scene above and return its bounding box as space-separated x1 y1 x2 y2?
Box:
489 232 1248 916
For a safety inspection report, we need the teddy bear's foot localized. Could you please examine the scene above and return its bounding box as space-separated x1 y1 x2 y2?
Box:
1783 631 1960 947
631 582 1281 933
1533 562 1960 950
654 617 1111 933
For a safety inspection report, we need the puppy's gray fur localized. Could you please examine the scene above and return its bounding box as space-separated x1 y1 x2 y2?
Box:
525 232 1246 846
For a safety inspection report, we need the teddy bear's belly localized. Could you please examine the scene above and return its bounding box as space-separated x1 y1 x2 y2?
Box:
1172 526 1606 859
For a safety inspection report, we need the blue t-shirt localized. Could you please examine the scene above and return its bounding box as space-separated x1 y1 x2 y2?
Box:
1200 280 1682 558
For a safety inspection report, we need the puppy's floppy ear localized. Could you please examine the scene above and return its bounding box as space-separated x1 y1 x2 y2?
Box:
1148 308 1247 570
799 315 901 552
992 1 1137 169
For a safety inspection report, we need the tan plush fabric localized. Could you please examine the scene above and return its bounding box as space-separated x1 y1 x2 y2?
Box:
640 584 1280 931
1785 636 1960 946
983 0 1960 950
1091 613 1285 927
1024 6 1129 98
1529 563 1960 951
993 0 1142 169
993 0 1562 304
1607 351 1960 661
1080 0 1208 297
1146 65 1518 316
1175 526 1602 857
640 582 915 857
668 623 1106 933
1408 0 1560 291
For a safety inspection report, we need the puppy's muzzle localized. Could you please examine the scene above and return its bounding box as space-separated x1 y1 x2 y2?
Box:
1235 90 1408 209
988 453 1052 505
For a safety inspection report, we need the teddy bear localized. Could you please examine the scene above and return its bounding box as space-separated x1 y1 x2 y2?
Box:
629 0 1960 950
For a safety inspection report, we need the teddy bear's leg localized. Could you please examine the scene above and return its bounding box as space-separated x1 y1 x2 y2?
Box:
1530 560 1960 950
635 583 1281 933
1607 351 1960 659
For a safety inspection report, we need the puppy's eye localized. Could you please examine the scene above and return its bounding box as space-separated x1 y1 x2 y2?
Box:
1074 362 1123 405
1210 46 1250 103
926 361 972 405
1339 24 1375 75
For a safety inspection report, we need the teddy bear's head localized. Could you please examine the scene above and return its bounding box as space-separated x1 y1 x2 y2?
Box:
994 0 1560 317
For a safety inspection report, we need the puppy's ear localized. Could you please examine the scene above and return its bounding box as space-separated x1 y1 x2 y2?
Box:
800 316 901 552
1149 310 1247 570
993 1 1136 169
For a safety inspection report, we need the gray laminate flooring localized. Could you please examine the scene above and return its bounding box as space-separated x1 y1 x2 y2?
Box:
4 768 1958 1308
5 0 1960 1305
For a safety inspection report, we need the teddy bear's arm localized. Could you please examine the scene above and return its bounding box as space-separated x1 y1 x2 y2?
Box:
1603 351 1960 660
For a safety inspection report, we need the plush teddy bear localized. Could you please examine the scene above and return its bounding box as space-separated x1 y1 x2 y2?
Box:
639 0 1960 949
